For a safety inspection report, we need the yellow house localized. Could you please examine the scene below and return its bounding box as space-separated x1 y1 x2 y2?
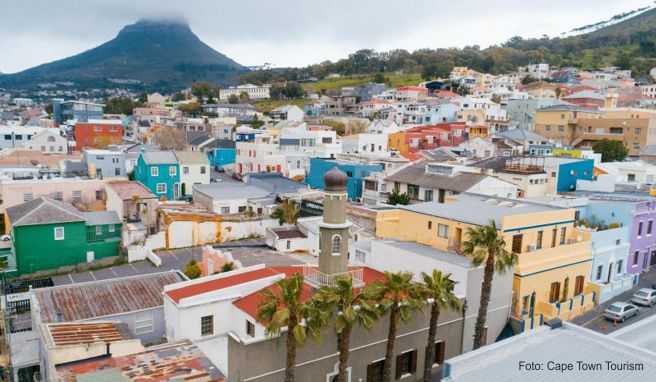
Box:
376 194 595 326
387 131 409 158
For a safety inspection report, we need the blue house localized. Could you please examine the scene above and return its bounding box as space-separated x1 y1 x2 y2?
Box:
206 139 236 170
552 158 594 192
306 158 383 200
134 151 180 200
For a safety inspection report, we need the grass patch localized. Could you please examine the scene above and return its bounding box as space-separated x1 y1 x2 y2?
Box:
252 98 309 113
302 73 422 92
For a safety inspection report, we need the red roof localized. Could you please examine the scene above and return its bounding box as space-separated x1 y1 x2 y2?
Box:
232 266 385 322
165 268 280 303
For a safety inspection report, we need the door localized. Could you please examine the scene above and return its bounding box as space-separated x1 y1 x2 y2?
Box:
86 251 95 263
438 189 446 203
651 250 656 266
549 282 560 303
574 276 585 296
454 228 462 249
181 183 186 196
173 183 180 199
607 262 613 284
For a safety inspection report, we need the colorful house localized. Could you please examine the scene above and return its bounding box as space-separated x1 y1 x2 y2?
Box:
306 158 383 200
134 151 180 200
74 120 124 150
388 122 466 160
206 139 236 170
5 197 121 275
375 194 596 330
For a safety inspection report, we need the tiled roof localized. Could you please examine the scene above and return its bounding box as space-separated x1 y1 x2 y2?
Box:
165 268 280 303
35 271 183 323
107 181 156 200
271 227 307 239
7 197 85 227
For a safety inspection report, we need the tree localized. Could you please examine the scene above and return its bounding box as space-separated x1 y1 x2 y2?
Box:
369 272 423 382
153 126 186 150
314 276 379 382
462 221 517 349
421 62 452 80
105 96 142 115
239 91 250 102
271 199 300 225
419 271 460 382
177 102 202 115
172 92 186 102
521 76 538 85
257 273 328 382
592 139 629 162
191 82 215 101
221 262 235 273
373 72 386 83
184 260 201 279
228 94 239 104
387 190 410 205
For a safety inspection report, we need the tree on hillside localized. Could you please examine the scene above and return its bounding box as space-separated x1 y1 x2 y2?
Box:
421 62 452 80
191 82 216 101
105 96 142 115
228 94 239 104
153 126 186 150
373 72 386 83
592 139 629 162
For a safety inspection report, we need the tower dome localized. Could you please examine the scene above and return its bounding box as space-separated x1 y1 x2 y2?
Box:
324 167 347 191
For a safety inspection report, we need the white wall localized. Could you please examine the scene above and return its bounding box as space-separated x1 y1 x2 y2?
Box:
180 163 210 196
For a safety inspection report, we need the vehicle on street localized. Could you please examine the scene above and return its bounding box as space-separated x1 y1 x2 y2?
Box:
631 288 656 307
603 302 640 322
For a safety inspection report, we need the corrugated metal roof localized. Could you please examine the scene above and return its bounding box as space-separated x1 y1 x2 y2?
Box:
46 322 131 346
35 271 183 323
7 197 85 227
141 151 177 165
82 211 121 226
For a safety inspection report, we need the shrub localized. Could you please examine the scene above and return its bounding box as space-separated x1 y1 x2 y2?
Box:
184 260 202 279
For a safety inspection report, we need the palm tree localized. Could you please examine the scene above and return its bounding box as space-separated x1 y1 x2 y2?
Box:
257 273 328 382
314 276 379 382
271 199 300 225
419 270 461 382
462 220 517 350
370 271 423 382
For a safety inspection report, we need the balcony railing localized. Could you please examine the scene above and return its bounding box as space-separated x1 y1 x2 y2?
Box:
303 266 365 288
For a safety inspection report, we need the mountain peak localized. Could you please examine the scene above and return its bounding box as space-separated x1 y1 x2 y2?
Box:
118 18 192 36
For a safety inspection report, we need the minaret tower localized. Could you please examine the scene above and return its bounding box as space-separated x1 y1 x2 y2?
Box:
318 167 352 276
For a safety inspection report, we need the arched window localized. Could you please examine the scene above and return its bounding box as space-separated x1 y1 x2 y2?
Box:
331 234 341 255
47 136 56 142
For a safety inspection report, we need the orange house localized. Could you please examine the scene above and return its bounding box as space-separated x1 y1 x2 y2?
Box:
75 121 124 150
388 122 466 159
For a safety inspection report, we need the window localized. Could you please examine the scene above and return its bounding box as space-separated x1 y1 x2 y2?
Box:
610 127 623 134
367 360 384 382
433 341 446 365
596 265 603 281
169 166 177 176
628 174 636 182
424 189 433 202
551 228 558 247
437 224 448 238
183 166 190 175
24 193 34 202
150 167 158 177
407 184 419 200
54 227 65 240
617 260 623 274
95 226 102 236
246 320 255 337
355 249 367 263
286 240 291 250
649 221 653 235
638 222 644 236
238 206 247 213
156 183 167 194
428 221 432 230
395 350 417 379
574 276 585 296
560 227 566 245
72 190 82 202
200 166 206 174
201 315 214 336
108 224 115 233
96 190 104 201
135 311 154 334
221 207 230 214
53 191 63 201
512 234 523 253
536 231 543 249
549 282 560 303
633 251 640 266
331 235 342 254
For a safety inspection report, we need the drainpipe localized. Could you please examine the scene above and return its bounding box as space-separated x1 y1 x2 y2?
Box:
460 298 467 354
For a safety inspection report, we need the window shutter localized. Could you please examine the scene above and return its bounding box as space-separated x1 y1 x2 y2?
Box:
395 354 402 379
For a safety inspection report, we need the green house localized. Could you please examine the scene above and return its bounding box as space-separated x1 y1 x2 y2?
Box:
5 197 122 275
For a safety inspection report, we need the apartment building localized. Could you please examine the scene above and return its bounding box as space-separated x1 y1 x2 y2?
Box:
376 194 596 330
219 83 271 100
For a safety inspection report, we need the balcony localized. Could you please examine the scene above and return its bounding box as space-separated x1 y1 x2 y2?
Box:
515 239 591 276
535 287 597 321
303 266 364 288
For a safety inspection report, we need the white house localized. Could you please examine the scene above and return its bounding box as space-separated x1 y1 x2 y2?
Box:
26 129 68 154
342 133 388 156
219 84 271 100
270 105 304 122
174 151 210 197
0 125 45 150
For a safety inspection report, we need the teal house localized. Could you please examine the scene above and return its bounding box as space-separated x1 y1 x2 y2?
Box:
134 151 180 200
5 197 121 275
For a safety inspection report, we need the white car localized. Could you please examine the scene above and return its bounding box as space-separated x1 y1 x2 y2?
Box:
631 288 656 307
603 302 640 322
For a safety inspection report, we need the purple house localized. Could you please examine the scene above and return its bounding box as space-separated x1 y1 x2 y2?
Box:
628 200 656 274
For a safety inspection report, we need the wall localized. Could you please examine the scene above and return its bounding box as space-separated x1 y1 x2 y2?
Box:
165 220 221 249
306 158 383 200
75 122 123 150
0 178 107 215
84 152 126 178
556 159 594 192
221 218 278 242
179 163 210 197
135 155 180 201
13 221 87 275
209 148 236 168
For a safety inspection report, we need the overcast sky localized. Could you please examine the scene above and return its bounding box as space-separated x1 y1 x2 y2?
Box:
0 0 651 73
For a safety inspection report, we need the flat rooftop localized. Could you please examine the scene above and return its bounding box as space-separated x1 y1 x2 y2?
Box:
45 322 132 347
55 340 225 382
401 193 560 226
378 239 473 268
444 323 656 382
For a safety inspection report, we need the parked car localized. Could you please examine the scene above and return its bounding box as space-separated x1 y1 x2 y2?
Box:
631 288 656 307
603 302 640 322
